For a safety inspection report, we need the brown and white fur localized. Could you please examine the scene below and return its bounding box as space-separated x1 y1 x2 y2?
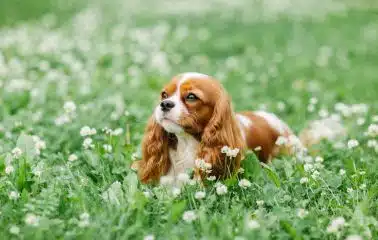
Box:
137 72 303 184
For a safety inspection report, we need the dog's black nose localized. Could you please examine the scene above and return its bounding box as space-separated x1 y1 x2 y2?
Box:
160 100 175 112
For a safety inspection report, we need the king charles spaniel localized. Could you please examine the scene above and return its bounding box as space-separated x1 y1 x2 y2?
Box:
137 72 304 184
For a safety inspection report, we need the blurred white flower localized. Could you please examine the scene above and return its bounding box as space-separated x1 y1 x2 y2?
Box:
9 191 20 200
347 188 354 193
182 210 197 223
144 235 155 240
246 220 260 230
221 146 239 157
83 138 94 149
177 173 190 185
359 184 366 190
326 217 345 233
297 208 309 219
366 124 378 137
111 128 124 136
143 191 152 198
238 179 252 189
9 225 20 235
347 139 359 149
207 176 216 181
160 175 174 185
171 187 181 198
216 183 228 195
68 154 78 162
63 101 76 113
194 191 206 200
25 213 39 227
346 235 362 240
339 169 346 176
80 126 97 136
315 156 324 163
304 163 314 172
238 167 245 174
11 147 23 159
275 136 288 146
103 144 112 153
78 212 90 228
300 177 309 184
256 200 264 207
5 165 15 175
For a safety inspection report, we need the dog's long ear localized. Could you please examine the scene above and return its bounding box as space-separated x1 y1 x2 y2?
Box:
197 89 245 179
138 116 171 183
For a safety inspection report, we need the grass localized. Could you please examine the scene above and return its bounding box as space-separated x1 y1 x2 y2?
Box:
0 0 377 239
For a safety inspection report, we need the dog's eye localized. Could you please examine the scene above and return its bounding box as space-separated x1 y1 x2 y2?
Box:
161 91 168 99
186 93 198 102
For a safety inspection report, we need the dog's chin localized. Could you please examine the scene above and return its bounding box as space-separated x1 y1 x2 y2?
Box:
159 118 184 134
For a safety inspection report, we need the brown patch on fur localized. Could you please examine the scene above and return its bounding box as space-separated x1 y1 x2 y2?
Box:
238 112 281 162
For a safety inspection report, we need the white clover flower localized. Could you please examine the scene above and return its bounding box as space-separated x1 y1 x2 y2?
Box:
80 126 97 137
103 144 112 153
160 175 174 185
256 200 264 207
246 220 260 230
194 191 206 200
357 118 365 126
346 235 362 240
238 179 252 189
367 139 378 148
54 115 71 126
171 187 181 198
111 128 124 136
25 213 40 227
9 225 20 235
315 156 324 163
339 169 346 176
143 191 152 198
68 154 78 162
207 176 216 181
83 138 94 149
182 210 197 223
238 167 245 174
304 163 314 172
311 170 320 180
254 146 262 151
366 124 378 137
228 148 240 158
78 212 90 228
195 159 212 172
5 165 15 175
11 147 23 159
63 101 76 113
9 191 20 200
359 184 366 190
326 217 345 233
347 188 354 193
300 177 309 184
297 208 309 219
144 235 155 240
177 173 191 185
275 136 288 146
221 146 230 153
347 139 359 149
216 183 228 195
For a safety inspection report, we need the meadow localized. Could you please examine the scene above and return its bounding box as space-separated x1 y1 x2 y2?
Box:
0 0 377 239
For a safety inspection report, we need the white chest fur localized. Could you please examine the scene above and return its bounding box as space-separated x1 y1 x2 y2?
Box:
166 133 199 178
